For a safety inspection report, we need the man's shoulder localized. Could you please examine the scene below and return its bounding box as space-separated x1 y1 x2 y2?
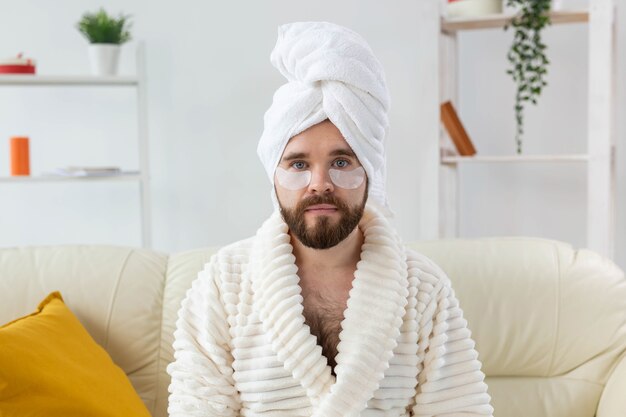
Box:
198 236 255 280
188 236 255 295
214 235 255 261
402 244 452 287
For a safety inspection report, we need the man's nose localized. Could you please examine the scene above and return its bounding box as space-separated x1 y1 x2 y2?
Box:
307 167 334 194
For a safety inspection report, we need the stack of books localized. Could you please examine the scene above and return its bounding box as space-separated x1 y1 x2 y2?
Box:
440 101 477 156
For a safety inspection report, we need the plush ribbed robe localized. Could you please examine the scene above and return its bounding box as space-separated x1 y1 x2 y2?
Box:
167 205 494 417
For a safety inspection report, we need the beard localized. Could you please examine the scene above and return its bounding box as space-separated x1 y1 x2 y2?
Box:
279 188 368 250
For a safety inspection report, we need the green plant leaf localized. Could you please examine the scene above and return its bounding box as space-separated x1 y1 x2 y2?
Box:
504 0 551 153
76 8 132 44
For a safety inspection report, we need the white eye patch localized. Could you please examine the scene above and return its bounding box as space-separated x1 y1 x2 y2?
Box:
329 166 366 189
275 166 366 190
275 167 312 190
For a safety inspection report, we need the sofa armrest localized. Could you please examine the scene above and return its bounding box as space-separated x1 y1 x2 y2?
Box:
596 353 626 417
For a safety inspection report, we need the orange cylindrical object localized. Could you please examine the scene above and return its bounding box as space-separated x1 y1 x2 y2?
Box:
10 136 30 176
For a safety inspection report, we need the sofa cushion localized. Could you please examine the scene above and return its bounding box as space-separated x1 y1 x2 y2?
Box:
0 245 170 414
156 247 220 415
410 237 626 417
0 291 151 416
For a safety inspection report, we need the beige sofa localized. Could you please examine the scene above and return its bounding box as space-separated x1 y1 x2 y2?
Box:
1 237 625 417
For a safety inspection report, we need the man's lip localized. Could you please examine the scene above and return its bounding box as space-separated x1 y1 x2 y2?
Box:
305 204 337 211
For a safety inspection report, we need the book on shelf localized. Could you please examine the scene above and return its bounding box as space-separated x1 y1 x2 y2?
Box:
42 166 138 177
440 101 477 156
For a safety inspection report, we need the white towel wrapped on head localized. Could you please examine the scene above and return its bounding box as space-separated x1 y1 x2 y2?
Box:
257 21 392 214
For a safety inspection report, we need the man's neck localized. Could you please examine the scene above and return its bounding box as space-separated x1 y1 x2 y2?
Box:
291 226 364 278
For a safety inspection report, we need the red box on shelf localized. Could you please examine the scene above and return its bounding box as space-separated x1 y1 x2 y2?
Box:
0 54 36 74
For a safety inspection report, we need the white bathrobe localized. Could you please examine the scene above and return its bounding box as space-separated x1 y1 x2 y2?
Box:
167 205 494 417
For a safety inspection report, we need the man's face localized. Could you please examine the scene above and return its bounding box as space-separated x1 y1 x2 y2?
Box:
274 120 368 249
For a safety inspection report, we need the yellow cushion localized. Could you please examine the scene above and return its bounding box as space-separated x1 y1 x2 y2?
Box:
0 291 151 417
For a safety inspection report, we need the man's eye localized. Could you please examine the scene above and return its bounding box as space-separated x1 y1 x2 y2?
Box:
333 159 350 168
292 161 306 170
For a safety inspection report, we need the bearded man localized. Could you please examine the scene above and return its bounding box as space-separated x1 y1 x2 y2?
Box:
167 21 493 417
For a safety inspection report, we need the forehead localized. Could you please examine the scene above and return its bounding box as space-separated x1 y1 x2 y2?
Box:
282 120 355 157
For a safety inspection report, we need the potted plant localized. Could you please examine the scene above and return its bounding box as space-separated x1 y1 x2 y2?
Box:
446 0 503 18
77 8 132 76
504 0 551 154
446 0 502 19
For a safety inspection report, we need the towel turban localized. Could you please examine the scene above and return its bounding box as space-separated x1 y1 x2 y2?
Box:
257 21 391 213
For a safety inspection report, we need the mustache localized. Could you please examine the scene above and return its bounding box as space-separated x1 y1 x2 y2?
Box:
296 194 348 212
302 194 336 206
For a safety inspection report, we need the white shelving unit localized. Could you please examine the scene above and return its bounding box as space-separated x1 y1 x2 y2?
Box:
0 75 139 86
439 0 617 260
441 154 591 164
0 43 152 248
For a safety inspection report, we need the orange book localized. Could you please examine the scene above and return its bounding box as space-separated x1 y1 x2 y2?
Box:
10 136 30 176
440 101 476 156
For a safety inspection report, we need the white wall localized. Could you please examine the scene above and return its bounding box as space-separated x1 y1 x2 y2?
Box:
455 0 625 269
617 2 626 271
2 1 623 271
0 1 439 252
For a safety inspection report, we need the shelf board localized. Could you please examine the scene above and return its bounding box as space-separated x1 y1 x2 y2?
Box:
0 172 142 183
0 75 139 86
441 154 590 165
442 10 589 33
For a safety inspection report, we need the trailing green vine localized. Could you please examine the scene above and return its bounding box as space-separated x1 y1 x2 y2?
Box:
504 0 552 154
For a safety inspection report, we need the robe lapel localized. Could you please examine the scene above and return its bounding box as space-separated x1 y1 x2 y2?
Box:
250 205 409 417
313 206 409 417
249 211 335 407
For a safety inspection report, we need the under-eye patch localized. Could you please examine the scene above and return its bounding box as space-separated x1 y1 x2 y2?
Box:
329 166 366 189
275 166 366 190
275 167 312 190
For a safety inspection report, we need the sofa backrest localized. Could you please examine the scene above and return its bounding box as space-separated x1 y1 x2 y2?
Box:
0 245 217 417
1 237 625 417
409 237 626 417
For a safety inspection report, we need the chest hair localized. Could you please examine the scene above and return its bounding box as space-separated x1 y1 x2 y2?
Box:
302 291 346 376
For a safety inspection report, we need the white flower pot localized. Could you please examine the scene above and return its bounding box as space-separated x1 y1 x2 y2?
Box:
503 1 521 15
504 0 564 15
447 0 503 18
551 0 563 10
88 44 120 76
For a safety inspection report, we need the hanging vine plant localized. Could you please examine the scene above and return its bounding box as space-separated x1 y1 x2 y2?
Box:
504 0 552 154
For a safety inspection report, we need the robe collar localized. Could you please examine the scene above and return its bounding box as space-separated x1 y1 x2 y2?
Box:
249 204 409 417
